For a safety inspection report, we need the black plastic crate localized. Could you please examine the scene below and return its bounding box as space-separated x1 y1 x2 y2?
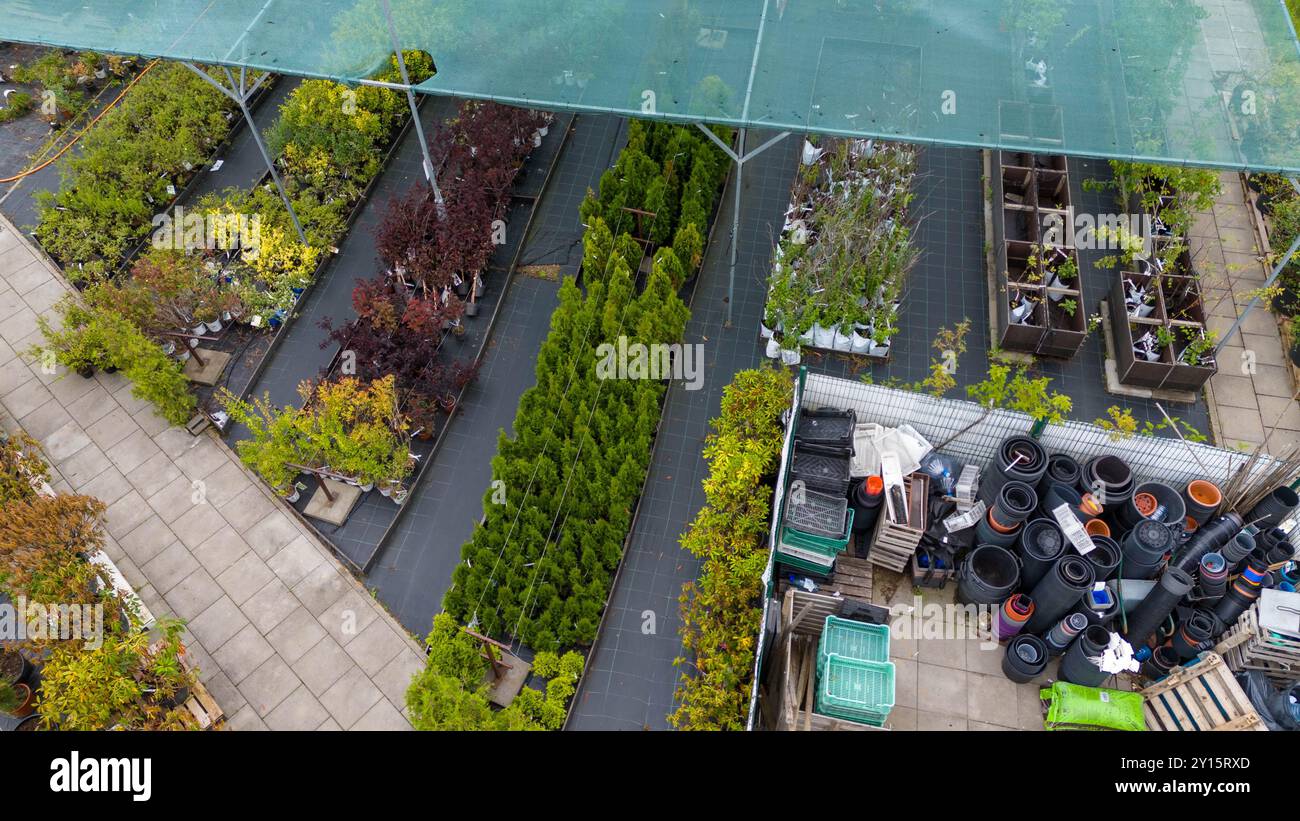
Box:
795 408 856 454
791 446 852 496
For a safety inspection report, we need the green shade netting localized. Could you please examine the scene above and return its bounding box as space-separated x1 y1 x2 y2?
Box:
3 0 1300 171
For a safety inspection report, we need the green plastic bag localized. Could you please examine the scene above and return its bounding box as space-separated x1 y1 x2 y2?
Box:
1040 681 1146 731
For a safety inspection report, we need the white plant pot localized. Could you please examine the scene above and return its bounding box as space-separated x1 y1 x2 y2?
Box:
206 318 223 334
831 328 853 352
801 140 824 166
192 322 208 336
1010 301 1034 324
812 323 835 349
360 483 374 492
538 125 549 137
760 321 776 340
533 131 543 148
868 340 890 358
284 489 300 504
1129 302 1155 318
799 326 814 346
851 329 873 355
780 347 801 365
765 338 782 359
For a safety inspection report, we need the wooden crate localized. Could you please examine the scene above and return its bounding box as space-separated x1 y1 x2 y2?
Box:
1214 603 1300 688
824 552 874 603
866 473 929 573
1140 652 1266 731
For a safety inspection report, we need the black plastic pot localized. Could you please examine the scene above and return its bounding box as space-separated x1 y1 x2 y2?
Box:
1271 544 1295 568
975 512 1020 548
1198 552 1229 600
1079 455 1134 512
1025 555 1096 634
1121 520 1174 580
1002 634 1050 683
1044 612 1089 656
849 477 884 537
1215 578 1262 626
992 480 1038 526
1081 535 1122 582
1220 530 1256 566
1247 487 1300 529
1173 512 1243 573
1125 566 1194 648
980 436 1048 506
1060 624 1112 687
1140 644 1180 680
1039 454 1082 497
0 650 31 686
1039 481 1086 522
1118 481 1186 530
1018 518 1065 589
1170 610 1217 661
957 544 1021 606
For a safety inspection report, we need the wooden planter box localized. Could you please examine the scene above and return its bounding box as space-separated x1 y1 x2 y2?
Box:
1109 273 1174 388
991 149 1085 359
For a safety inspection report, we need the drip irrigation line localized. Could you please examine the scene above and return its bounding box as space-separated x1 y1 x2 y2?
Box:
0 60 160 184
464 244 612 628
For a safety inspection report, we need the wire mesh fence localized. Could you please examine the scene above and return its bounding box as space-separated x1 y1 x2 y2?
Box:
801 372 1282 494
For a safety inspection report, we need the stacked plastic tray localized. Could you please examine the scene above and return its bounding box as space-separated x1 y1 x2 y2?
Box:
817 616 890 676
816 655 896 726
791 444 852 496
777 486 853 574
815 615 895 726
795 408 856 456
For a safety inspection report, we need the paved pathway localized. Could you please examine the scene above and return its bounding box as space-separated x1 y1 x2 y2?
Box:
1197 172 1300 454
0 215 425 730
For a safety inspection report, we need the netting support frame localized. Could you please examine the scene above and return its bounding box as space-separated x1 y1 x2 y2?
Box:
181 62 309 246
695 124 790 327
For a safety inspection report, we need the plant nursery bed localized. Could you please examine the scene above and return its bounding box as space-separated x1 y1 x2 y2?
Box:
1097 300 1199 404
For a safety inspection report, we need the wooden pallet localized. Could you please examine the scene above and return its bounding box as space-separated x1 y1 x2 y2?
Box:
866 473 929 573
1140 652 1266 731
182 679 224 730
1214 603 1300 688
824 552 874 603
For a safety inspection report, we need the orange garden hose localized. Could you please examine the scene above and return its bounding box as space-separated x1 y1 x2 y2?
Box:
0 59 160 184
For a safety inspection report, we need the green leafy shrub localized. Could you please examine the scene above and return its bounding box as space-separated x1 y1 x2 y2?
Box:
34 63 236 279
670 367 793 730
36 299 196 425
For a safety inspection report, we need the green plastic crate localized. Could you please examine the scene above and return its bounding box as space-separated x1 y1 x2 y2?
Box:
818 616 890 676
816 654 895 725
781 508 853 553
774 543 837 575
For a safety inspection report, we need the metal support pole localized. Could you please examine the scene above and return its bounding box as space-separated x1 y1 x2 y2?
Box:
727 128 746 328
380 0 446 219
183 63 308 245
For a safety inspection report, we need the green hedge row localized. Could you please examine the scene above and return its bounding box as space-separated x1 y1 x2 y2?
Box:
442 122 730 651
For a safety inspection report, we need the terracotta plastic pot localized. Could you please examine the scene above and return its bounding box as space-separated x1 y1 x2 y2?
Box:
1184 480 1222 525
1084 519 1111 538
1134 493 1158 518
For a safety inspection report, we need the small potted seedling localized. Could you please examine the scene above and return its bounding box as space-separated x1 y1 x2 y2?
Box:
0 679 36 719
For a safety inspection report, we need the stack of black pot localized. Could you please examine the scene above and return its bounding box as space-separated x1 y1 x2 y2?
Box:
954 435 1300 689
